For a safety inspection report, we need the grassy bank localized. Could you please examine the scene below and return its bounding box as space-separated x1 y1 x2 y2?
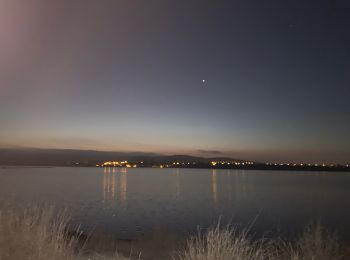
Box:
0 206 131 260
178 223 344 260
0 206 346 260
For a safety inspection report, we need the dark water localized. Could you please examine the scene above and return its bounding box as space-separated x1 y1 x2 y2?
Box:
1 167 350 242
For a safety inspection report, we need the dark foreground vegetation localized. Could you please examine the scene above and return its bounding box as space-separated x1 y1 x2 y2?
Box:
0 206 347 260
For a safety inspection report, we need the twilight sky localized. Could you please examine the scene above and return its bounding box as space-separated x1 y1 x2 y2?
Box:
1 0 349 163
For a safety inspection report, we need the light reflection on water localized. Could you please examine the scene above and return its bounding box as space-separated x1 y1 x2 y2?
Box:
103 167 128 209
0 167 350 241
212 169 217 203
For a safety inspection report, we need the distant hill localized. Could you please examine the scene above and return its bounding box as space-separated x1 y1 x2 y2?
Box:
0 148 245 166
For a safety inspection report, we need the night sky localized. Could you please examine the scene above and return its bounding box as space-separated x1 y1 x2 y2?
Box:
1 0 349 163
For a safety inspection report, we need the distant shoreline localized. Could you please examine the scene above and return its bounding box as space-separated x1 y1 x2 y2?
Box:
1 164 350 172
1 148 348 172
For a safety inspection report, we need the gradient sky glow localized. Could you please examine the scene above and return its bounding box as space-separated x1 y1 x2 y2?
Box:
1 0 349 163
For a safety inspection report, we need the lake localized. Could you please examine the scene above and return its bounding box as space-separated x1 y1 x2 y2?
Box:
1 167 350 244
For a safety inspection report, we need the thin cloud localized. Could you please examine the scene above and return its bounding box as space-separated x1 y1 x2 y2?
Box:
196 149 223 155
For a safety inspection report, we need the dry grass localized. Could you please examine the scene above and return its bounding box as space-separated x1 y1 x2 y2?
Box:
177 223 271 260
0 206 132 260
177 223 345 260
289 223 343 260
0 206 78 260
0 206 346 260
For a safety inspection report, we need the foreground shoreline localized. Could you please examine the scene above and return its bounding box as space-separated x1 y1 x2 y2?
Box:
0 205 348 260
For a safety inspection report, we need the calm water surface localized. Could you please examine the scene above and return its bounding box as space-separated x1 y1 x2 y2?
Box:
0 167 349 241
